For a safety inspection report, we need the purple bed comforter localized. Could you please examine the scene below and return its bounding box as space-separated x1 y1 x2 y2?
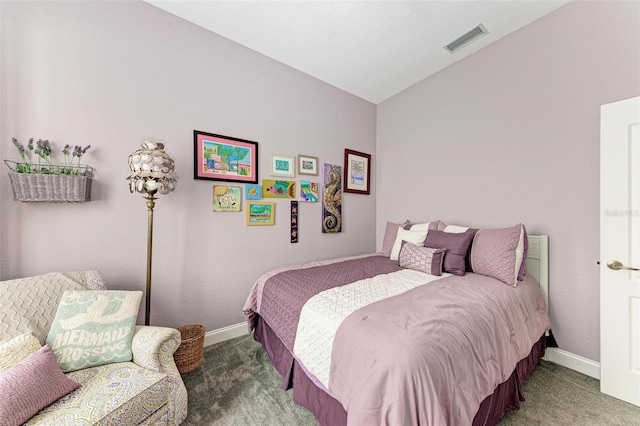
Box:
243 254 551 426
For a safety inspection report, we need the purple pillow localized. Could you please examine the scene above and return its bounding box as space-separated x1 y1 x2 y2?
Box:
398 242 446 276
0 345 80 425
424 229 476 276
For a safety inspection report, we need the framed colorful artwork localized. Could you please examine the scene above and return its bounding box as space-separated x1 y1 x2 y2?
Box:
246 202 275 226
262 179 296 198
269 153 295 178
245 184 262 200
322 163 342 233
194 130 258 184
291 201 298 243
213 185 242 212
299 180 319 202
297 154 319 176
343 149 371 195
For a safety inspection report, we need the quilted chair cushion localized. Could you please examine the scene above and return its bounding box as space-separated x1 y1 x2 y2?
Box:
0 271 106 345
26 362 169 425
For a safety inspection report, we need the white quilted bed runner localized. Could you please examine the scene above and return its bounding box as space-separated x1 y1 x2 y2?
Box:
293 269 447 390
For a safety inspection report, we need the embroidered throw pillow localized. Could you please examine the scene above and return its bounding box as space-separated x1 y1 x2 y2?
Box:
0 333 42 373
0 345 80 425
398 242 446 276
46 290 142 372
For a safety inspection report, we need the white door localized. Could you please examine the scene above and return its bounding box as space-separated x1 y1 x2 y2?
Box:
600 96 640 406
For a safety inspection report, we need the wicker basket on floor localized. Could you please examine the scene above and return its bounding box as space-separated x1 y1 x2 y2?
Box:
174 324 205 374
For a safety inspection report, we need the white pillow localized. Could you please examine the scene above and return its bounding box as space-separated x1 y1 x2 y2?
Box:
0 333 42 373
443 224 469 234
409 221 431 233
390 227 428 261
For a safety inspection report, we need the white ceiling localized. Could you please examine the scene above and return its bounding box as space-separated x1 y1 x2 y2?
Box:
146 1 569 104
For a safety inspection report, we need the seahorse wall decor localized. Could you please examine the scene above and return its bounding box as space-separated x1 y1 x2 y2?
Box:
322 163 342 233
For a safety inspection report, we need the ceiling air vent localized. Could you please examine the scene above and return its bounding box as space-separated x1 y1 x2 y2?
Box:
444 24 488 53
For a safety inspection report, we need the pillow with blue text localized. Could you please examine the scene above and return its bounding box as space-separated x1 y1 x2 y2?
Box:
46 290 142 372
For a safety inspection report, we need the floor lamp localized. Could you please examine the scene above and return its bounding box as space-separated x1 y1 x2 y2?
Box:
127 140 177 325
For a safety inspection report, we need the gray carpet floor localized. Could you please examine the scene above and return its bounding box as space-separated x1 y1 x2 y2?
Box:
181 334 640 425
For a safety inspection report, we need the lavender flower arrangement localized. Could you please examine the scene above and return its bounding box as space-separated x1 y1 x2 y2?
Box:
10 137 92 175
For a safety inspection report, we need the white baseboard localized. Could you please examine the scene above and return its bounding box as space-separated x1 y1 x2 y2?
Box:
203 322 249 347
544 347 600 379
202 324 602 381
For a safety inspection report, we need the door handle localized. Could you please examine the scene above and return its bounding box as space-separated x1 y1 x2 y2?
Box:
606 259 640 271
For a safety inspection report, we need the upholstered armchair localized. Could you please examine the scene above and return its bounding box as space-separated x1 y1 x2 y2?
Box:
0 271 188 425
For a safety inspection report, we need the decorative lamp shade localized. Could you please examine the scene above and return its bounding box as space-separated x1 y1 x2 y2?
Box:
127 140 177 194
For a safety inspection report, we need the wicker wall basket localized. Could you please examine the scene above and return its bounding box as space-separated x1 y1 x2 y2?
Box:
174 324 206 374
5 160 94 202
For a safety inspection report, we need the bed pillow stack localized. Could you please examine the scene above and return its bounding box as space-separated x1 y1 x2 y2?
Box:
431 222 528 286
383 220 442 261
423 229 476 276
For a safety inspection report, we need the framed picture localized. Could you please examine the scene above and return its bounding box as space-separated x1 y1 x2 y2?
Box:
344 149 371 195
213 185 242 212
194 130 259 184
299 180 319 202
262 179 296 199
245 184 262 200
270 153 295 178
246 202 275 226
297 154 319 176
322 163 342 233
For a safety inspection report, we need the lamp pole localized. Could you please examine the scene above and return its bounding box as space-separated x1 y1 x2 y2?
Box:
145 190 157 326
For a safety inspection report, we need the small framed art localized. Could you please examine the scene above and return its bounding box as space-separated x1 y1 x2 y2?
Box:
263 179 296 198
245 184 262 200
194 130 259 184
344 149 371 195
213 185 242 212
270 153 295 178
297 154 318 176
246 202 275 226
299 180 319 202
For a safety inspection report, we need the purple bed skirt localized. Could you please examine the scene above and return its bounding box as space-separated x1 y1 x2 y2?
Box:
254 315 546 426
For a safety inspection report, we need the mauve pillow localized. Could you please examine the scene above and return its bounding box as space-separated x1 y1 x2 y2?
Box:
381 221 411 257
409 220 441 233
424 229 476 276
0 345 80 425
398 242 446 276
470 224 526 286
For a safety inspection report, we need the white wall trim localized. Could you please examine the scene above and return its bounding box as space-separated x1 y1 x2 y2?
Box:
544 347 600 379
203 325 602 381
203 322 249 347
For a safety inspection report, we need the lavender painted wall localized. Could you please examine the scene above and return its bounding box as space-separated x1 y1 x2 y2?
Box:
377 1 640 362
0 1 376 330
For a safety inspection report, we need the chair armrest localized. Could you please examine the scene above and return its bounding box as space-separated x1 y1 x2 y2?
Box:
131 325 180 372
131 326 188 424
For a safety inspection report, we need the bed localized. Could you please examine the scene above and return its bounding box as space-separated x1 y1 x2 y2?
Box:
243 222 551 426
